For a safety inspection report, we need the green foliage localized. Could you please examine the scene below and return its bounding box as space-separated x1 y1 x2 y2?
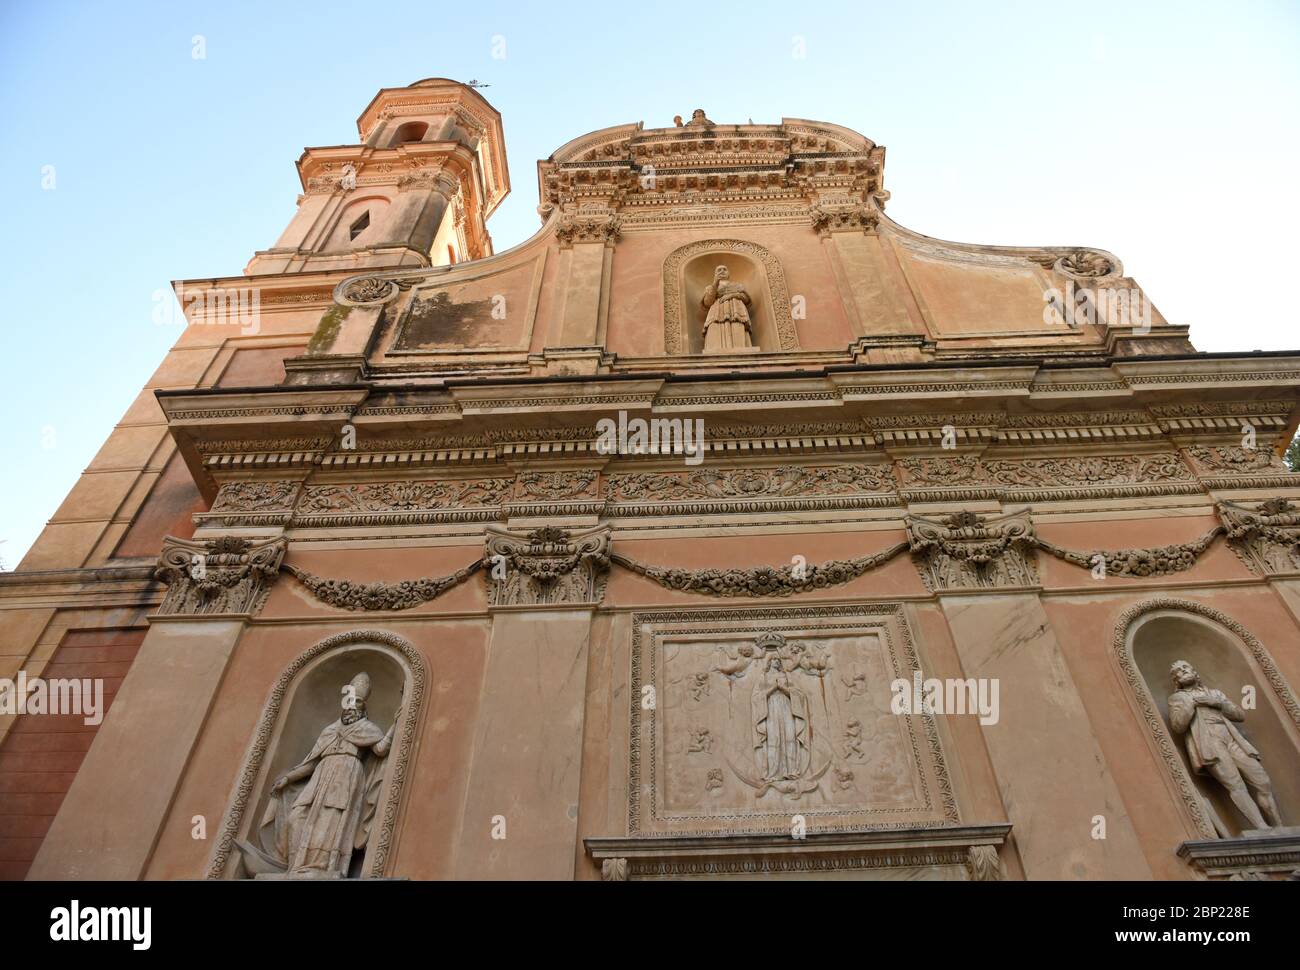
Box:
1285 433 1300 473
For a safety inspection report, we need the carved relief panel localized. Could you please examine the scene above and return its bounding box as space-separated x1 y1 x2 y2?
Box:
630 605 958 836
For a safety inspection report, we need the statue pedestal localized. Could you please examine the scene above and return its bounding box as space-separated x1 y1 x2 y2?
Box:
254 871 344 880
701 345 761 356
1178 827 1300 880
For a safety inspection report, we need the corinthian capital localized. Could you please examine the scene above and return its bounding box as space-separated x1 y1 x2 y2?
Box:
809 200 879 235
154 534 287 616
554 211 623 249
483 524 611 607
906 509 1038 591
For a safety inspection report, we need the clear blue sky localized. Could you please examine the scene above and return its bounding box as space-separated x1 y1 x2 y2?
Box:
2 0 1298 567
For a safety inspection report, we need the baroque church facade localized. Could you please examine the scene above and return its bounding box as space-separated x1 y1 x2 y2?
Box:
4 78 1300 881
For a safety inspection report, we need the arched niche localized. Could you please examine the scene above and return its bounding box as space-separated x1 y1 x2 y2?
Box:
389 121 430 146
208 630 425 879
663 239 799 356
1115 599 1300 839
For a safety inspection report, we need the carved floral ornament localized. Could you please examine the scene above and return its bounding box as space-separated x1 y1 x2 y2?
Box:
153 498 1294 616
809 200 880 235
553 211 623 248
1028 249 1119 279
334 274 427 307
197 448 1294 529
154 535 287 615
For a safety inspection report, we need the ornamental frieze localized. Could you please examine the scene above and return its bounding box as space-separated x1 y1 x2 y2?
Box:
154 535 287 616
196 437 331 456
271 507 1239 613
897 456 985 488
605 463 895 504
514 470 599 501
1185 445 1285 475
981 454 1192 488
210 481 300 513
296 479 513 516
897 453 1193 490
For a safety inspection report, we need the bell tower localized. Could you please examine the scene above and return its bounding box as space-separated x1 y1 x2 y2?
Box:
245 77 509 276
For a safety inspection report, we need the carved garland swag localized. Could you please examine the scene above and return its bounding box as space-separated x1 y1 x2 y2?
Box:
158 500 1294 613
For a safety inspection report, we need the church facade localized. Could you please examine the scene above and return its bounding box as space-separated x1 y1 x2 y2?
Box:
4 78 1299 881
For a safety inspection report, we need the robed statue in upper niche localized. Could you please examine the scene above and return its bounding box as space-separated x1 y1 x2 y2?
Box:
701 264 755 352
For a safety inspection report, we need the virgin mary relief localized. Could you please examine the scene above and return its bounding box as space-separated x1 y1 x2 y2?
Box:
701 265 755 352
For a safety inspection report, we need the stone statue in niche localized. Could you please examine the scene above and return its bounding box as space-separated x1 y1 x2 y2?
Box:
1167 660 1281 830
240 672 397 878
701 265 754 352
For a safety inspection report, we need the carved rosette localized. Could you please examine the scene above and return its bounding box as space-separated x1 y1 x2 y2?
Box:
154 535 288 616
336 276 401 306
1054 250 1116 279
906 509 1039 591
483 524 611 607
1218 498 1300 575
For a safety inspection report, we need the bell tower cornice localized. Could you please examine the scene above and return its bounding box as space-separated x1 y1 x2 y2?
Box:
295 142 479 196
